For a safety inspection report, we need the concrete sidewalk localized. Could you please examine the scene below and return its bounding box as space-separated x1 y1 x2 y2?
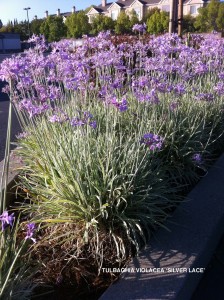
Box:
100 154 224 300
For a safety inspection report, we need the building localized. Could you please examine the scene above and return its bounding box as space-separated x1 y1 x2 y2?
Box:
41 0 208 24
44 6 77 23
86 0 208 23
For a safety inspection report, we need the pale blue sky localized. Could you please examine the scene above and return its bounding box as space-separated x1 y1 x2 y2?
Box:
0 0 101 25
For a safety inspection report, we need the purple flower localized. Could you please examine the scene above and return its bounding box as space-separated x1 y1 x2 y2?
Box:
195 93 214 102
1 84 10 94
70 117 86 127
192 153 202 165
0 211 15 231
19 99 50 118
49 115 61 123
170 102 179 111
49 110 69 123
83 111 93 120
193 62 208 75
134 89 159 104
25 223 36 243
219 72 224 80
118 98 128 112
70 111 96 128
89 120 97 129
173 83 185 95
16 132 30 139
110 96 128 112
214 82 224 96
132 23 147 33
140 133 164 151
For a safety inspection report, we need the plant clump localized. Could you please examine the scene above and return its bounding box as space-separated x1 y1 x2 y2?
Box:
0 31 224 297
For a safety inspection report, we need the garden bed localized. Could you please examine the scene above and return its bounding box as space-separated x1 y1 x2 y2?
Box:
0 31 224 299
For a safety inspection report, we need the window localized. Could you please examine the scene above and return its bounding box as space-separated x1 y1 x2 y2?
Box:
190 5 197 14
134 7 141 20
111 10 118 20
162 5 170 12
89 15 96 23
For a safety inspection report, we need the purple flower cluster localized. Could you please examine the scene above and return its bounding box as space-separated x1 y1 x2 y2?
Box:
110 96 128 112
140 133 164 151
48 109 97 129
19 99 50 118
70 111 97 129
132 23 147 33
0 211 36 243
16 132 30 139
0 32 223 125
0 211 15 231
49 109 68 123
195 93 214 102
214 82 224 96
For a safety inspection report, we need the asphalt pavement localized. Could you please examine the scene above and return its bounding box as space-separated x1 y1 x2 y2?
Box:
0 81 21 162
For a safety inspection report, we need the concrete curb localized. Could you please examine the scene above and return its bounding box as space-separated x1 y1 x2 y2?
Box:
0 153 21 207
100 154 224 300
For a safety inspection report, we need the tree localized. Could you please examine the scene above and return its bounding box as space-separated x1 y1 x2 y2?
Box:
90 14 115 35
40 16 66 42
216 2 224 34
183 14 196 33
40 18 50 40
0 20 28 40
13 19 18 26
30 18 44 35
142 7 161 23
65 11 91 38
85 6 95 13
14 21 29 40
194 7 209 32
115 11 131 34
146 10 169 34
0 21 14 33
194 0 221 32
129 10 140 28
207 0 220 31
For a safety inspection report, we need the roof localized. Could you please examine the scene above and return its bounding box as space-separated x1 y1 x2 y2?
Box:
116 0 135 7
99 0 162 10
182 0 208 4
116 0 160 7
97 2 113 12
48 10 81 18
146 0 161 5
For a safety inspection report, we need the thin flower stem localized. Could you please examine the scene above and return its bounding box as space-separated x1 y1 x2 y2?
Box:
0 240 26 298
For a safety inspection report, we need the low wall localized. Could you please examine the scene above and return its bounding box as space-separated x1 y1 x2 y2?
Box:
0 154 22 207
100 154 224 300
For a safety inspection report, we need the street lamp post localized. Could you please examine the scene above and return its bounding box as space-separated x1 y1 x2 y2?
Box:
169 0 178 34
24 7 31 38
178 0 184 37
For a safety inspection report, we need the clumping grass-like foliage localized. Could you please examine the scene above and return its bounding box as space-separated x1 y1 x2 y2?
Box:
0 211 37 299
0 32 224 288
